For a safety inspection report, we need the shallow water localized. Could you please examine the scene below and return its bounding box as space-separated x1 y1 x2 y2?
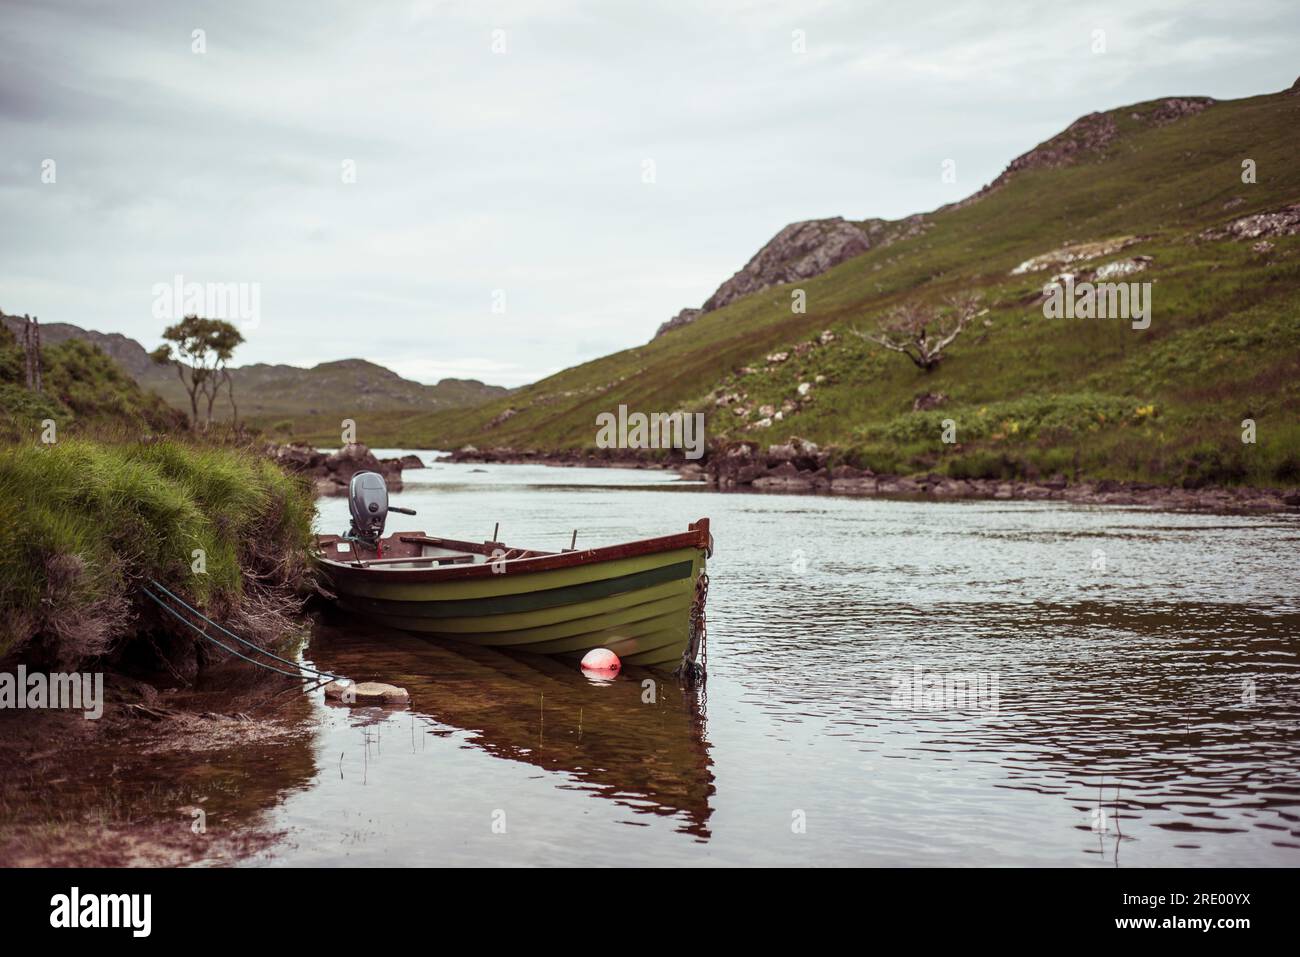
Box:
238 454 1299 866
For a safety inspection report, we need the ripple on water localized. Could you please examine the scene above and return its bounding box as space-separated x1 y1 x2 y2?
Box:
230 464 1300 865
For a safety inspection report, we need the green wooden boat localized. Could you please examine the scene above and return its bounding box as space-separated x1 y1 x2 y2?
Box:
314 471 712 670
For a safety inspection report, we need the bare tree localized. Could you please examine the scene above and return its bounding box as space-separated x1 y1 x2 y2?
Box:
851 294 984 373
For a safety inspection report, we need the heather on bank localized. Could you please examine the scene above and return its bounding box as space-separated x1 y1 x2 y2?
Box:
0 439 315 670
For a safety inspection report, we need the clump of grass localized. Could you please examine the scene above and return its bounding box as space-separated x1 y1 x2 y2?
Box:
946 450 1024 481
873 392 1152 445
0 438 315 670
1177 441 1250 489
0 383 67 441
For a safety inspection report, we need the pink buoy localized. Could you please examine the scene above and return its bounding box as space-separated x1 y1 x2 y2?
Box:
580 647 621 675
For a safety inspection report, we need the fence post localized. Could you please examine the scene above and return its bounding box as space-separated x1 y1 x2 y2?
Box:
31 315 42 393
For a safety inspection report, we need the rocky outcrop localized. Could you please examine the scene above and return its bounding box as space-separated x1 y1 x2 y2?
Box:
965 111 1120 208
265 442 323 473
1200 203 1300 242
963 97 1215 209
1010 236 1145 275
654 216 925 338
488 407 519 428
1093 256 1153 279
701 218 872 312
1141 97 1215 126
265 442 404 497
655 308 704 338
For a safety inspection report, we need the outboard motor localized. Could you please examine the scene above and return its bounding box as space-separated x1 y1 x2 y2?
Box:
346 471 416 549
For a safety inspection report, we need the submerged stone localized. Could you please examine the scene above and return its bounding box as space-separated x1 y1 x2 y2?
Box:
324 679 409 705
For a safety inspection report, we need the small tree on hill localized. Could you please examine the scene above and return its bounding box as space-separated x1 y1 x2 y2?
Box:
851 294 983 373
150 315 244 430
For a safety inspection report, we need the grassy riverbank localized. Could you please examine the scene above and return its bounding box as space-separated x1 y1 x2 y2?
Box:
0 438 316 670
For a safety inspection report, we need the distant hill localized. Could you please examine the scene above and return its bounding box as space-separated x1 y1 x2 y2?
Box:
0 312 509 435
391 80 1300 489
146 357 508 424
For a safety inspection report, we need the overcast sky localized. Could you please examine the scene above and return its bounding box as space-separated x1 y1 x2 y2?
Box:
2 0 1296 386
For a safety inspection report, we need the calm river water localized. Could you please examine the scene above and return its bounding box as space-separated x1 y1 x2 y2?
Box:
242 454 1298 866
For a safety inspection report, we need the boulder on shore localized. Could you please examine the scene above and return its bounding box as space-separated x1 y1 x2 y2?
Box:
265 441 403 497
389 440 1299 513
763 437 826 471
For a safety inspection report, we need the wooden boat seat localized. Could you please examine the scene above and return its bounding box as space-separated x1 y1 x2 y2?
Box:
350 553 476 568
398 534 553 561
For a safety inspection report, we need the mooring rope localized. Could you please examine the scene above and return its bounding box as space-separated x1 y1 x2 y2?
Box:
143 580 339 682
142 588 312 679
675 570 709 684
147 579 337 679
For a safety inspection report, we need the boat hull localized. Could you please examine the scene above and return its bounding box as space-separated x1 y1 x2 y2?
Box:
315 520 710 668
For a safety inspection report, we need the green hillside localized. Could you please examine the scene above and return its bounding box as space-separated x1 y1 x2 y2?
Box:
385 85 1300 487
0 322 183 441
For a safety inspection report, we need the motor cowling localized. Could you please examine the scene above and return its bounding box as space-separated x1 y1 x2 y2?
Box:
347 471 389 547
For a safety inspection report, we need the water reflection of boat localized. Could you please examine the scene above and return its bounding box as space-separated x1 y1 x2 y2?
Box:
309 616 716 838
314 472 711 670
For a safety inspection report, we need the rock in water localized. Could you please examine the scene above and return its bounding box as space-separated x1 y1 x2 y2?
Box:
266 441 403 496
324 679 410 705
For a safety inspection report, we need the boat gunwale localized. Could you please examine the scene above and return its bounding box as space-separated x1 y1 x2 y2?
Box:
315 518 710 585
